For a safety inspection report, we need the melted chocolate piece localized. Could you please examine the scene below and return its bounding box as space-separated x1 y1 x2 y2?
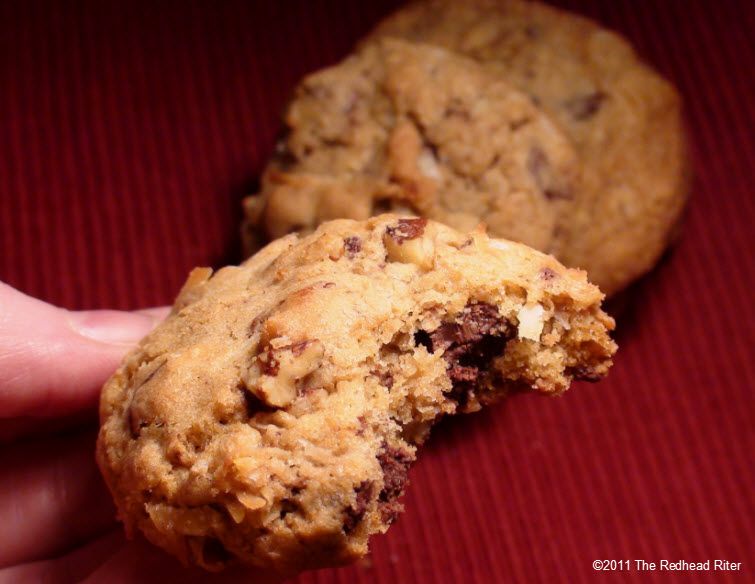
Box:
418 302 512 406
376 444 414 524
344 481 374 533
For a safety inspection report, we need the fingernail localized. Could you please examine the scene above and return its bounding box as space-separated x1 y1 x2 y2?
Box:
68 310 162 345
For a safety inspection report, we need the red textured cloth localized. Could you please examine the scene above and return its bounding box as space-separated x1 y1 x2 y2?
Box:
1 1 753 582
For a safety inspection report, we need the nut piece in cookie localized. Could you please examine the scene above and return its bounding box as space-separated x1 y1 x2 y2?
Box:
383 217 435 269
244 339 324 408
97 216 616 574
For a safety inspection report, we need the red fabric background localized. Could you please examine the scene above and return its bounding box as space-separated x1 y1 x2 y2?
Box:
1 1 753 582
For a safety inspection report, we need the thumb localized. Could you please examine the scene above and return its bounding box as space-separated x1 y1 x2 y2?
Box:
0 282 167 419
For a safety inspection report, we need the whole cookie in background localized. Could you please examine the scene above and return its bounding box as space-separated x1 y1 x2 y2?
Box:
365 0 690 295
244 38 580 256
98 215 616 574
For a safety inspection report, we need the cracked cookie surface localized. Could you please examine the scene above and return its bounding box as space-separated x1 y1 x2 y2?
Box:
97 215 616 574
365 0 690 294
243 38 579 255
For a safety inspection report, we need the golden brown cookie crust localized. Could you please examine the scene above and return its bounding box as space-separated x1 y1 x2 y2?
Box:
98 216 615 574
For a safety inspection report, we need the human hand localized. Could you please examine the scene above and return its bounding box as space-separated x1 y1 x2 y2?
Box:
0 282 281 583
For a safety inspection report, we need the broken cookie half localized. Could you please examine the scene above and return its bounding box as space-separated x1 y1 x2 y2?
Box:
97 215 616 574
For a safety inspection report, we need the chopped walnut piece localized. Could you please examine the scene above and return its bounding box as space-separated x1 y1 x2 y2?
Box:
385 218 427 243
383 219 434 269
244 340 324 408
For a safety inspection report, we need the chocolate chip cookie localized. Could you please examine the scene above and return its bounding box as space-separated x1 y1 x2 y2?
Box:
243 38 580 255
98 215 616 574
365 0 690 294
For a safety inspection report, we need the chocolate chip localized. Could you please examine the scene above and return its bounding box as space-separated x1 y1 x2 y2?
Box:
344 236 362 258
448 364 479 383
420 302 512 406
377 443 414 524
427 322 464 352
379 500 404 525
563 91 607 121
461 302 504 338
344 481 374 533
377 444 414 512
385 218 427 244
